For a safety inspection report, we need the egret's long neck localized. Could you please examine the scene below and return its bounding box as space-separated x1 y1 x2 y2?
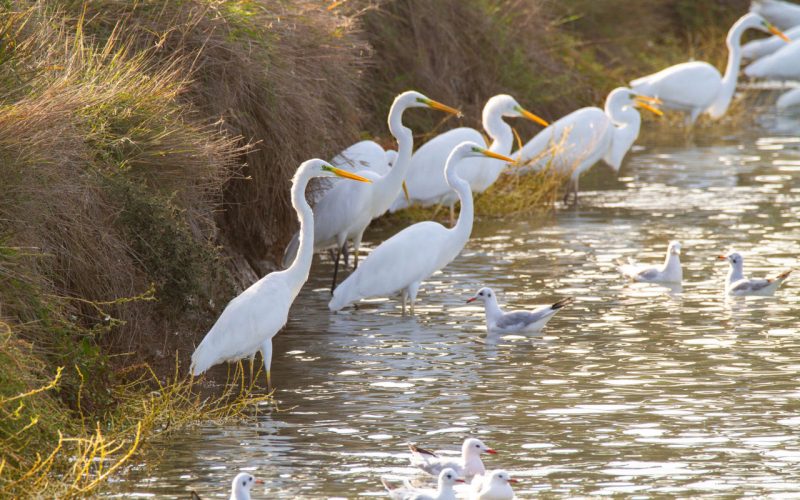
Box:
484 109 513 155
376 103 412 198
447 160 474 244
711 21 747 117
605 98 641 170
285 171 315 296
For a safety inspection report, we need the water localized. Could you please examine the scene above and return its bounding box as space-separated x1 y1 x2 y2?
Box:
112 108 800 498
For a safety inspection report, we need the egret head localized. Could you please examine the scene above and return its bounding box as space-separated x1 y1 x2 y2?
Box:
488 470 518 486
231 473 263 497
485 94 549 127
718 251 744 270
668 241 682 256
395 91 462 117
438 468 466 487
746 13 791 41
319 163 372 182
450 142 517 166
462 437 497 457
467 287 497 305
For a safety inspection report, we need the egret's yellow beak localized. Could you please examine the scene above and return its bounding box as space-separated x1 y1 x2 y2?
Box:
634 97 663 116
514 105 549 127
477 147 517 165
767 22 791 42
323 165 372 182
402 181 410 201
419 97 463 117
512 127 523 151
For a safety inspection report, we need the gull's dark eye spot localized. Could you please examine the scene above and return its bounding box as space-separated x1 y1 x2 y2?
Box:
243 481 247 486
475 444 480 448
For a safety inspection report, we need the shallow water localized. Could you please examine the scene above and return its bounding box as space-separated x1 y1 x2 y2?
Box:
112 108 800 498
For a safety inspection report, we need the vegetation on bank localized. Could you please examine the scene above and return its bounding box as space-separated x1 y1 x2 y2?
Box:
0 0 751 495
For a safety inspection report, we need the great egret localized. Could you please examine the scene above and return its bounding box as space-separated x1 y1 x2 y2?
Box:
190 160 371 388
470 470 517 500
407 438 497 479
743 24 800 59
466 287 573 333
309 140 396 205
718 252 791 296
630 13 789 125
328 143 515 314
619 241 683 284
381 468 463 500
745 39 800 79
390 94 547 224
282 91 460 292
516 87 662 203
777 87 800 109
751 0 800 30
228 473 264 500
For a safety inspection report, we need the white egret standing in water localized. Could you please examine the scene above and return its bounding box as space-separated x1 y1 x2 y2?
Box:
190 160 371 388
516 87 662 203
630 13 789 125
329 142 515 314
282 91 461 292
391 94 548 224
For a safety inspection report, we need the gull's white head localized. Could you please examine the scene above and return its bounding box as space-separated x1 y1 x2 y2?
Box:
231 473 263 499
437 467 465 488
462 437 497 457
668 241 682 256
486 469 518 488
467 287 498 305
719 251 744 270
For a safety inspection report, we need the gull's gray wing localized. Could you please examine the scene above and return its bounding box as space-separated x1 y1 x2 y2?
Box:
496 310 546 330
730 278 772 293
635 267 660 281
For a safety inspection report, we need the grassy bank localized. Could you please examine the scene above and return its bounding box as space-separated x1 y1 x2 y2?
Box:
0 0 751 495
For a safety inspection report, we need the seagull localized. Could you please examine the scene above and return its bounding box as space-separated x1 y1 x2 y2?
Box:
466 287 573 334
408 438 497 479
618 241 683 284
381 468 463 500
469 470 518 500
718 252 792 296
230 473 264 500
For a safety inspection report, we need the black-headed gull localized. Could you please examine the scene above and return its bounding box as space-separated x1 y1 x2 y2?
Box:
408 438 496 478
618 241 682 284
718 252 791 296
381 467 463 500
469 470 518 500
467 287 573 333
232 473 263 500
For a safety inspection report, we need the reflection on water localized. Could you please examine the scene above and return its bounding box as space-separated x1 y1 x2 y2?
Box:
111 110 800 498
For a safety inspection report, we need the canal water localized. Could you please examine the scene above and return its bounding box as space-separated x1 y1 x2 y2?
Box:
112 107 800 498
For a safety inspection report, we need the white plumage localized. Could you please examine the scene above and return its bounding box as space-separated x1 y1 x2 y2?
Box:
407 438 497 479
743 24 800 59
391 95 547 219
751 0 800 30
630 13 788 124
282 92 460 292
517 87 660 202
719 252 792 296
619 241 683 284
777 87 800 109
468 470 517 500
467 287 573 334
190 160 371 387
745 39 800 79
381 468 461 500
328 142 515 314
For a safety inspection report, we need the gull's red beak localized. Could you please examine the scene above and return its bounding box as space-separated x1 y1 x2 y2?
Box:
485 448 497 454
508 478 519 483
717 255 728 260
466 297 477 303
456 479 466 483
254 479 265 485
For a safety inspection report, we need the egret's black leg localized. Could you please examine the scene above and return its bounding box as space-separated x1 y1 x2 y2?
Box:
331 242 345 294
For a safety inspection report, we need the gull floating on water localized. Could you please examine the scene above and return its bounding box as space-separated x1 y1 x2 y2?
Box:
381 467 463 500
190 472 264 500
469 470 518 500
467 287 573 334
408 438 497 479
718 251 791 296
618 241 683 284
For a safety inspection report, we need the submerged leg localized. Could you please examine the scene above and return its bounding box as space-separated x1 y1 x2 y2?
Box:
572 176 580 206
261 339 273 391
248 353 256 382
401 291 407 316
331 242 346 294
408 281 421 316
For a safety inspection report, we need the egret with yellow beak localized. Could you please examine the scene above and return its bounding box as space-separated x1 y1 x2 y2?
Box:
190 160 372 388
630 13 790 125
517 87 662 204
329 142 516 314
